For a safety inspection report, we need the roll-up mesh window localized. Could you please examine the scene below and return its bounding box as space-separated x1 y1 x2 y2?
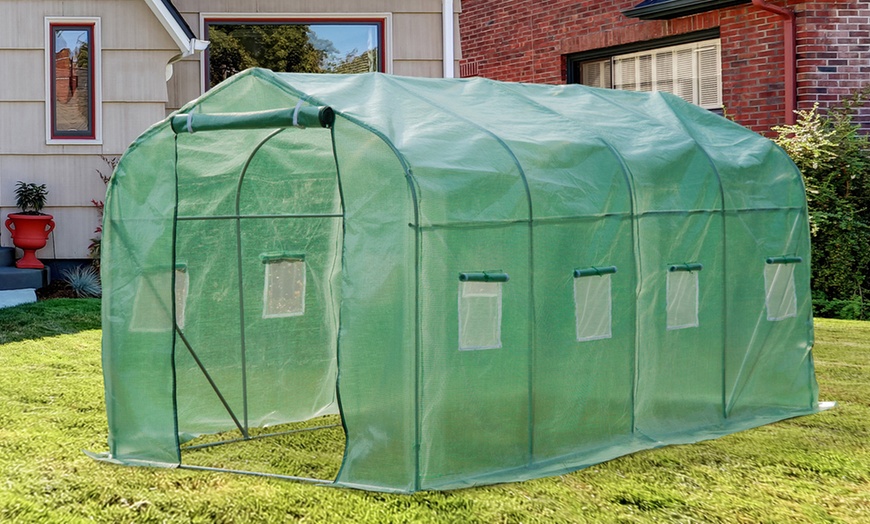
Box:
574 266 616 342
458 279 503 350
130 267 188 332
764 259 799 321
262 257 306 319
174 268 189 330
666 265 701 330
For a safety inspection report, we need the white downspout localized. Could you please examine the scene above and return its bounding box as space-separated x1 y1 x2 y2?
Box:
443 0 455 78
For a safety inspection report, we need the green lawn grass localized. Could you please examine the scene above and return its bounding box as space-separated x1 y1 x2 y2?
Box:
0 302 868 523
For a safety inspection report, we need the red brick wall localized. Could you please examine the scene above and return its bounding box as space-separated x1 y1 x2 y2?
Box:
797 2 870 130
459 0 869 133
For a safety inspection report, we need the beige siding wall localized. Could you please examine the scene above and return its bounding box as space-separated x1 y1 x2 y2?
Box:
2 0 460 259
169 0 461 112
0 0 177 259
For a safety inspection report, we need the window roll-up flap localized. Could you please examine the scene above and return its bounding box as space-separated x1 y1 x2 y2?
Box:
459 271 509 282
574 266 617 278
668 262 703 272
170 106 335 134
766 256 802 265
260 252 305 263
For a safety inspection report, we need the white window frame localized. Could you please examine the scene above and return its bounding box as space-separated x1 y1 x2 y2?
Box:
199 13 393 94
579 38 722 110
44 17 102 145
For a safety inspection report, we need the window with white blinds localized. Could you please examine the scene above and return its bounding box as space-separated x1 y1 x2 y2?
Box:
579 39 722 109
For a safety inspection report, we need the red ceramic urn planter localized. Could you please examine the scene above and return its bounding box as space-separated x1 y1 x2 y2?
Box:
4 213 55 269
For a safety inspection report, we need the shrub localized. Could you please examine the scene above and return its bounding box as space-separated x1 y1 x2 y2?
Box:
61 265 102 298
88 156 117 269
773 88 870 320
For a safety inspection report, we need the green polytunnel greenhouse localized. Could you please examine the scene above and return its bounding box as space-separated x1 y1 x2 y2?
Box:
96 68 829 492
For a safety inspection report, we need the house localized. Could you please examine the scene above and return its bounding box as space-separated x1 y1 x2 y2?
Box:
0 0 460 285
458 0 869 134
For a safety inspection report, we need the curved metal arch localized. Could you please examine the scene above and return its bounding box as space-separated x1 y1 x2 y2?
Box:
232 127 291 436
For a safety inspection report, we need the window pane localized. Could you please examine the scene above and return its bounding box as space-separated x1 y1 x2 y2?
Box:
263 259 306 318
580 59 612 89
585 39 721 109
666 270 699 330
614 56 637 91
51 26 92 136
675 48 695 103
638 55 653 92
206 21 382 88
764 263 797 321
574 274 613 342
655 51 674 94
697 45 722 108
459 281 503 350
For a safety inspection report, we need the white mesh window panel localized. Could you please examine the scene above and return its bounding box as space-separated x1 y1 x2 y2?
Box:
174 269 189 330
574 274 613 342
666 271 699 330
263 259 306 319
130 269 189 332
458 281 503 350
764 263 798 321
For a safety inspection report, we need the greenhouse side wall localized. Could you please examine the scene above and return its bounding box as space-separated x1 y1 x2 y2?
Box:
102 124 182 465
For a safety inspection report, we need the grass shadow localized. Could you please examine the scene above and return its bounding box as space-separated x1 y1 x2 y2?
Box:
0 298 101 344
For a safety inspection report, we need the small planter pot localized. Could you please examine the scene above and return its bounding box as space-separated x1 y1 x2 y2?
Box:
5 213 55 269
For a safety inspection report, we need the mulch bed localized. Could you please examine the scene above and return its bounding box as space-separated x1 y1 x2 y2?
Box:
36 279 79 300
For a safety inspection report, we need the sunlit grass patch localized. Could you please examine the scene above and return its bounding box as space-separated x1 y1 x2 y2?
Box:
1 301 868 523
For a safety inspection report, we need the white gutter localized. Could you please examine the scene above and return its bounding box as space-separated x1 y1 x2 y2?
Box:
443 0 455 78
143 0 209 58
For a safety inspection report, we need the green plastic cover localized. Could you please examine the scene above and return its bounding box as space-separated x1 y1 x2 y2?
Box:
100 68 821 492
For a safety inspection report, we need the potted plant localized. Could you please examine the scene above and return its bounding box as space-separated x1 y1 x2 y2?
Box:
4 182 55 269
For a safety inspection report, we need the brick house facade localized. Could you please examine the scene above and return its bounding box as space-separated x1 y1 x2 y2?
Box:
458 1 869 134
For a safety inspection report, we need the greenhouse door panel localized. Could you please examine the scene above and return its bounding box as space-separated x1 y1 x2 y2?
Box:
173 219 248 436
418 226 531 487
633 213 725 439
531 217 637 460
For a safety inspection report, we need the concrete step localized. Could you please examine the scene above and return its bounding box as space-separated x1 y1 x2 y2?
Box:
0 289 37 309
0 247 14 268
0 265 49 291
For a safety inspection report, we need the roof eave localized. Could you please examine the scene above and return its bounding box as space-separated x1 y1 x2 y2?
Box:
143 0 209 56
623 0 750 20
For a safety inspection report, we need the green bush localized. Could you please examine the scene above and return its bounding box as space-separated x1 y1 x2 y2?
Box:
773 88 870 320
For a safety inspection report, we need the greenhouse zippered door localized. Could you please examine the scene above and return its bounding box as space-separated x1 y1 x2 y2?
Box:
167 113 345 479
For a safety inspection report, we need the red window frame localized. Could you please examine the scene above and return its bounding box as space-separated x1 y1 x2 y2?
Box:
49 22 96 140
